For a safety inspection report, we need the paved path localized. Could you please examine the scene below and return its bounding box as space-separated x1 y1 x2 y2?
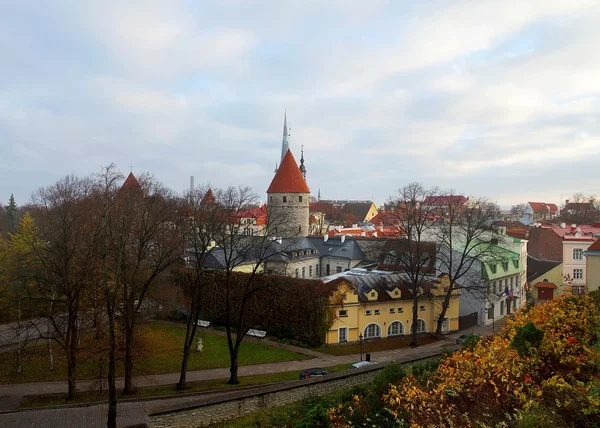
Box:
0 320 503 427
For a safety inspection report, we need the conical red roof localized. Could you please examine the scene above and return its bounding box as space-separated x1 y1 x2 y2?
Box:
267 150 310 193
120 172 141 191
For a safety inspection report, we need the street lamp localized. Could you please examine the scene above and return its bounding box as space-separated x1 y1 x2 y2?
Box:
359 333 364 361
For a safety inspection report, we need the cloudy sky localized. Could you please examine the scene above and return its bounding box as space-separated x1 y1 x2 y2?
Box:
2 0 600 209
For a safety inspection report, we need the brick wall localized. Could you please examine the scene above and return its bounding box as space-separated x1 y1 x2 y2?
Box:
148 349 450 427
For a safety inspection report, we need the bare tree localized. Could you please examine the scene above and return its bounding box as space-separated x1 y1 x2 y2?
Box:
510 203 528 221
173 185 224 391
432 196 500 338
204 186 287 384
29 175 98 400
386 183 440 347
109 172 184 395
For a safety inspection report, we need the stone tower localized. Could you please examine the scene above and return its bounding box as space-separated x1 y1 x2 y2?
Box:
267 150 310 237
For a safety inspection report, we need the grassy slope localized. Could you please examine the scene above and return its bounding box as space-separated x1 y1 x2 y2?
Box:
0 322 310 384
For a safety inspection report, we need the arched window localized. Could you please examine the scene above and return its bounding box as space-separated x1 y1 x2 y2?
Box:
411 319 427 334
387 321 404 336
363 323 381 339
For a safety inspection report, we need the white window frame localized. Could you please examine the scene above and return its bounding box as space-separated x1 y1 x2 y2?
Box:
338 309 348 318
573 248 584 261
338 327 348 343
573 269 583 280
411 319 427 334
387 321 404 336
364 323 381 339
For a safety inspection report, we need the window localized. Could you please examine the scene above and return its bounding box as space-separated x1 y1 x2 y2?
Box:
336 266 343 273
365 310 372 316
309 266 312 277
370 292 376 298
394 290 399 296
302 267 305 278
338 327 347 343
491 264 497 274
295 268 299 278
389 308 395 314
398 307 404 313
500 300 504 315
441 317 449 333
573 248 584 260
326 264 330 275
572 285 585 295
502 261 509 271
419 305 425 312
269 197 272 203
411 319 427 334
283 196 287 203
299 195 303 203
487 306 494 320
341 293 347 300
388 321 404 336
574 269 583 280
374 309 380 315
298 225 302 234
364 323 381 338
513 259 519 269
316 264 320 276
339 310 348 318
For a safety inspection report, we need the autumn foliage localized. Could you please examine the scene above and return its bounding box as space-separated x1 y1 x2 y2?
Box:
330 295 600 427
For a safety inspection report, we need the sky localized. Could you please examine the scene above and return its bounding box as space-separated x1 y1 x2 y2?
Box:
1 0 600 209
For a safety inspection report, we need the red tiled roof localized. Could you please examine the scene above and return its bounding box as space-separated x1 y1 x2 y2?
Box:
534 281 557 289
588 239 600 251
267 150 310 194
528 202 556 214
538 224 600 239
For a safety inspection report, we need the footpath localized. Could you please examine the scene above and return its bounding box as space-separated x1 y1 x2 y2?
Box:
0 321 502 427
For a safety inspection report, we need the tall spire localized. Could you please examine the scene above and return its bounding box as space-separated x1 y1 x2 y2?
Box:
280 110 290 164
318 188 321 201
299 144 306 179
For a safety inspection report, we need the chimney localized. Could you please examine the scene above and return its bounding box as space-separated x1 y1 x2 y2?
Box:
341 235 346 243
576 226 581 233
572 224 577 229
190 176 194 192
560 222 566 228
565 199 570 205
324 234 329 243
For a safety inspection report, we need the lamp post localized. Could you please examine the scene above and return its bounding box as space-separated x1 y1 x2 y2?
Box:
359 333 364 361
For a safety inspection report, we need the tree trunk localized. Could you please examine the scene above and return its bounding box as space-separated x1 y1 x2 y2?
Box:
16 300 22 374
48 295 55 371
228 347 239 385
176 309 199 391
66 310 78 401
106 311 117 428
410 296 419 348
435 284 454 339
122 319 135 395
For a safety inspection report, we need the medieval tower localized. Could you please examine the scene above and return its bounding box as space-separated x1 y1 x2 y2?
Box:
266 114 310 237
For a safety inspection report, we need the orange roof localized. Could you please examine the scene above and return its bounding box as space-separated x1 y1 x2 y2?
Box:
534 281 557 289
119 172 142 194
267 150 310 194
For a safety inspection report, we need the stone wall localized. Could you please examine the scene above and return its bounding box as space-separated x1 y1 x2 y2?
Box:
149 349 450 427
268 192 309 237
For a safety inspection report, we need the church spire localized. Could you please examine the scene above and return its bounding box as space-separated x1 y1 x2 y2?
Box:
280 110 290 164
299 144 306 179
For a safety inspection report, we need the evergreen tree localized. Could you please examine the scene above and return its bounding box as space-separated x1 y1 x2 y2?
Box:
5 194 18 233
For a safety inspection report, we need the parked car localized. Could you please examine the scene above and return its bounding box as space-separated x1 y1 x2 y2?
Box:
349 361 375 369
299 368 332 379
456 333 481 345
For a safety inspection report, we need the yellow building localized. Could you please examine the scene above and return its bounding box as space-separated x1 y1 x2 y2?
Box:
585 237 600 293
529 263 563 302
323 271 459 344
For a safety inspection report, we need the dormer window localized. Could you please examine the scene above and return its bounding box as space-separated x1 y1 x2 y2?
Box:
502 262 509 271
394 290 399 296
370 292 376 298
491 264 497 274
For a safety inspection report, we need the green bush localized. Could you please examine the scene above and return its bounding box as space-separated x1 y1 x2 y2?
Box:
511 321 544 357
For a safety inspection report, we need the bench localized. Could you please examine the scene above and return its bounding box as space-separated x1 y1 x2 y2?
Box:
195 320 211 328
247 329 267 338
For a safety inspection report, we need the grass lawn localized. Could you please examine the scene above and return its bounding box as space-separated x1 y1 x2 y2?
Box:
313 335 439 356
0 322 310 385
19 363 349 409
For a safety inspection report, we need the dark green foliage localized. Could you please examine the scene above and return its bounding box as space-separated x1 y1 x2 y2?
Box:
294 403 330 428
461 333 481 350
511 321 544 357
4 194 17 233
